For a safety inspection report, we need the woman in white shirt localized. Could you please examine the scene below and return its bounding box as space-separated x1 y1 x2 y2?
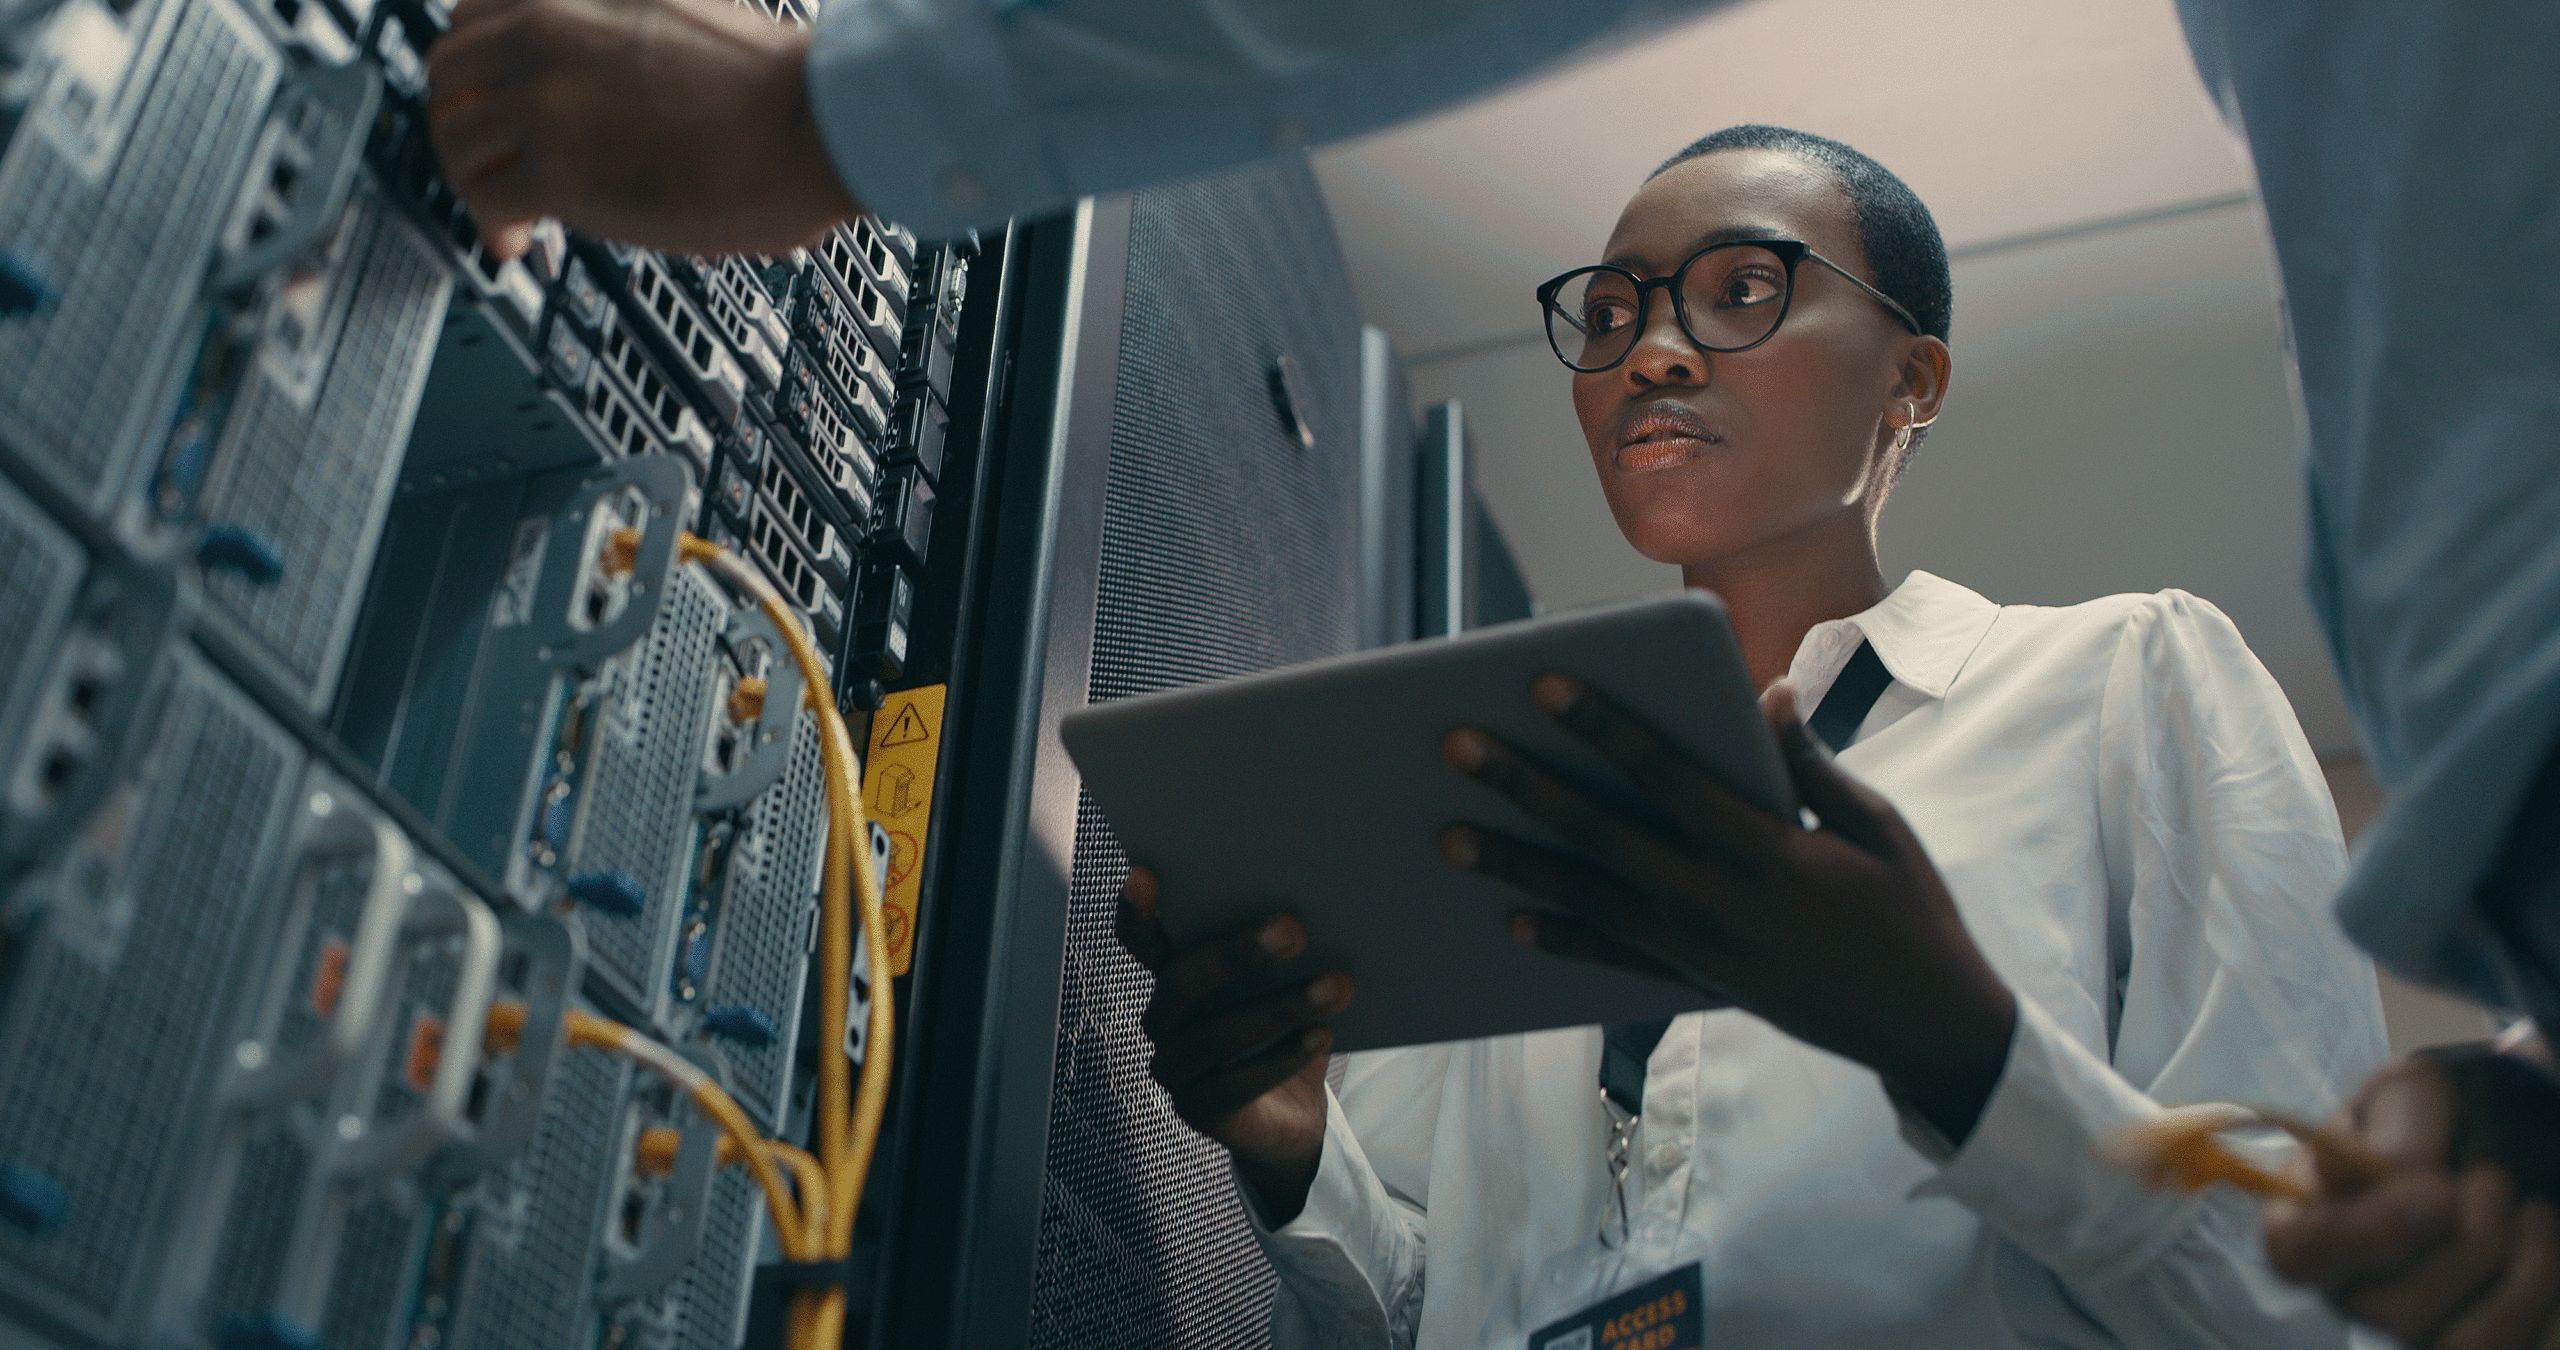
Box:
1114 124 2387 1348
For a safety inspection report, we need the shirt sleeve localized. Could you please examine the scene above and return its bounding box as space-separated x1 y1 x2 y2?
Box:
1237 1046 1449 1349
1903 589 2389 1348
800 0 1720 237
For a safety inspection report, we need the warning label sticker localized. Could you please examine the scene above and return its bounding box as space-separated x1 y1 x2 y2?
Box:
864 684 946 976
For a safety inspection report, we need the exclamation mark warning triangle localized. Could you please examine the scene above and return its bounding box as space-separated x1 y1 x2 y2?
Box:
879 702 932 747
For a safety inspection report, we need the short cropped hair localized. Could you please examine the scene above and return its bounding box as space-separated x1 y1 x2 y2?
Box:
1651 125 1952 344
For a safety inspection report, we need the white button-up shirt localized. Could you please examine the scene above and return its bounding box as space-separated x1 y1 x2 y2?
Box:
1245 571 2389 1349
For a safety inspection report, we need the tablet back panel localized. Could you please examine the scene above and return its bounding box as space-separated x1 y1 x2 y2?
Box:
1063 593 1790 1053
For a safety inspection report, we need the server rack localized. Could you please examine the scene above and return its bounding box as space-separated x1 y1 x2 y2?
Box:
0 0 1459 1337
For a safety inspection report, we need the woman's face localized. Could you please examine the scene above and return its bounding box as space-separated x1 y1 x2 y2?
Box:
1572 148 1935 568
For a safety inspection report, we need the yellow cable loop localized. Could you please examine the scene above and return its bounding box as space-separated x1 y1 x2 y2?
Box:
666 531 895 1350
758 1139 831 1254
563 1009 810 1261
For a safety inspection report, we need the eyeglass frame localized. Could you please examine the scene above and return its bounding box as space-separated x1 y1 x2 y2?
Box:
1534 238 1925 373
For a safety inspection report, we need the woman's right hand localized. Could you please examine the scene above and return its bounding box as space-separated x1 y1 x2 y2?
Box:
1113 866 1354 1225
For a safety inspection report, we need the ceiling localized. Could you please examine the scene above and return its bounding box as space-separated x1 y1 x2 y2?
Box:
1308 0 2362 758
1312 0 2254 357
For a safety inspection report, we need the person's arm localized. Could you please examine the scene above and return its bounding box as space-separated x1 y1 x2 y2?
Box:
1898 590 2387 1347
1114 872 1430 1349
1242 1054 1440 1349
2257 1032 2560 1350
423 0 1728 260
1444 590 2385 1347
800 0 1707 238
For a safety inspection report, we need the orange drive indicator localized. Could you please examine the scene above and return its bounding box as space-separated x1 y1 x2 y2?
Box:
404 1012 446 1095
310 937 350 1017
864 684 945 976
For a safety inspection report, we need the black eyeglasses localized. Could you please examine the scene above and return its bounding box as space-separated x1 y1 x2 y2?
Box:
1535 238 1923 373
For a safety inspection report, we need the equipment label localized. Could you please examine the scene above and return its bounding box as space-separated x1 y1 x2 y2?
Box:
864 683 945 975
1529 1263 1703 1350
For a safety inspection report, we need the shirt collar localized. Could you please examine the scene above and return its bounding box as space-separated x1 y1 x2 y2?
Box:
1784 570 2000 706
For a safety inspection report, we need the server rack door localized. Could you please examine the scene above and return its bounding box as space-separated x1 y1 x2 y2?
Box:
869 154 1366 1349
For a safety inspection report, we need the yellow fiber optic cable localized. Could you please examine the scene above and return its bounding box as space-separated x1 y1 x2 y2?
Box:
565 1008 812 1261
481 998 810 1259
659 530 896 1350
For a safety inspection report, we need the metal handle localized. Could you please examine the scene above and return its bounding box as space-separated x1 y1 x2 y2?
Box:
519 452 691 670
694 606 806 812
221 796 414 1110
212 61 382 294
329 880 503 1178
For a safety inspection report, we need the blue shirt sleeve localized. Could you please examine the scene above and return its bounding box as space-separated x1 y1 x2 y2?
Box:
2174 0 2560 1017
803 0 1726 238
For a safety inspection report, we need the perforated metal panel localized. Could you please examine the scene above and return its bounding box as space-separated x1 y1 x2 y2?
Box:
200 194 454 708
573 564 728 1020
191 852 379 1337
0 648 302 1339
1029 160 1362 1348
195 1124 311 1332
193 826 438 1349
0 471 82 750
319 1195 423 1350
0 0 277 516
700 712 825 1124
443 1033 626 1350
667 1162 764 1350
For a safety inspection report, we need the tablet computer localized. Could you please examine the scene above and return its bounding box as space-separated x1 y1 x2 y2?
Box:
1058 591 1791 1053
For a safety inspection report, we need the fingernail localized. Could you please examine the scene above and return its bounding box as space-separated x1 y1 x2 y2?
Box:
1306 975 1340 1006
1441 827 1479 869
1259 917 1300 956
1509 914 1538 946
1441 728 1489 771
1532 673 1577 715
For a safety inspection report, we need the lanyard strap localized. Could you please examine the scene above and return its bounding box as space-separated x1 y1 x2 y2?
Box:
1595 640 1895 1122
1806 638 1891 754
1600 1017 1673 1116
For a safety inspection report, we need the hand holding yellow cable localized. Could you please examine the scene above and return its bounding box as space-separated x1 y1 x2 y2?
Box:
2109 1103 2389 1201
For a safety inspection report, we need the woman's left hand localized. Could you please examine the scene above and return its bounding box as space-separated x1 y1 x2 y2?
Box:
1441 674 2016 1144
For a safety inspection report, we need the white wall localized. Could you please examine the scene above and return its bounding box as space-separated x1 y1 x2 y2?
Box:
1397 200 2354 755
1312 0 2502 1057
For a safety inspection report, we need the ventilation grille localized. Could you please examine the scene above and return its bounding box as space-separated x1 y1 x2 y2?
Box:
196 1121 311 1331
321 1194 425 1350
704 711 825 1124
0 472 82 741
0 653 300 1322
445 1035 626 1350
201 196 452 707
673 1160 765 1350
573 565 727 1018
1029 159 1361 1348
0 0 272 507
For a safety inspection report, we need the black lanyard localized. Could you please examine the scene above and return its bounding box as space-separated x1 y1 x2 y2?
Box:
1807 638 1892 755
1600 639 1892 1115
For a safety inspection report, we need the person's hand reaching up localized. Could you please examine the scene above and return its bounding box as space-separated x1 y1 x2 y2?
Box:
426 0 861 262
